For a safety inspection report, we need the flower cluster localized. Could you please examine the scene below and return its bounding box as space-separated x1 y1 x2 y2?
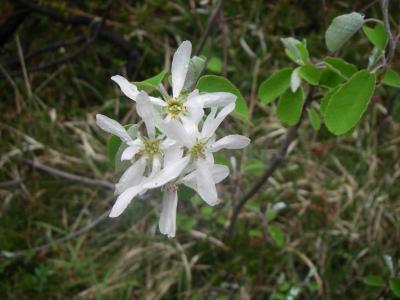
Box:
96 41 250 238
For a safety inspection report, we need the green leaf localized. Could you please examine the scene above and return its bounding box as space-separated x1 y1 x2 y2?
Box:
325 70 376 135
324 57 358 79
325 12 365 52
143 69 166 85
134 82 156 94
268 225 285 247
382 69 400 88
277 87 304 126
320 86 340 116
183 56 206 91
308 108 321 130
319 68 344 89
207 56 223 73
389 278 400 297
363 23 388 50
362 275 385 287
196 75 248 118
299 64 321 85
258 68 292 104
281 37 309 65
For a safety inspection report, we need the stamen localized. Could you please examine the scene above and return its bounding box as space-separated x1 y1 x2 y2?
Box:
165 97 186 118
139 138 162 157
189 140 206 160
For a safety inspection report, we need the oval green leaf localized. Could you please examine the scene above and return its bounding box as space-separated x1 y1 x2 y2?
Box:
196 75 248 118
362 23 388 50
268 225 285 247
258 68 292 104
390 278 400 297
325 70 376 135
362 275 385 287
382 69 400 88
324 57 358 79
320 68 344 89
277 87 304 126
308 108 321 130
299 64 321 85
325 12 365 52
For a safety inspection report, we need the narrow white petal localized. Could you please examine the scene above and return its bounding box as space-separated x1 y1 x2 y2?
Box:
164 145 184 167
185 90 204 125
158 190 178 238
144 157 189 189
200 103 235 139
181 163 229 190
96 114 131 143
193 92 236 108
195 159 219 206
149 96 167 107
111 75 139 100
115 157 146 194
171 41 192 98
290 67 301 92
136 92 156 138
160 119 193 147
121 145 140 161
209 135 250 152
180 115 199 137
109 185 143 217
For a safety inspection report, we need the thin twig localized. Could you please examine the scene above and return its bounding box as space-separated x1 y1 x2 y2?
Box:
194 0 224 56
227 89 314 237
1 207 112 258
23 159 114 190
0 179 24 188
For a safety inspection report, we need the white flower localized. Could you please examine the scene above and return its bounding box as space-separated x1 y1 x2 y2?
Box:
110 41 236 124
96 92 188 219
161 102 250 206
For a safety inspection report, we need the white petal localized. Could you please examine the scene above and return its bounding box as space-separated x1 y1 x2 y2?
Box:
164 145 184 167
181 163 229 190
111 75 139 101
109 185 143 217
96 114 131 143
209 135 250 152
149 96 167 107
160 119 193 147
290 67 301 92
136 92 156 138
158 190 178 238
115 157 146 194
144 157 189 189
171 41 192 98
195 159 219 206
180 115 199 137
185 90 204 125
149 156 162 178
193 92 236 108
121 145 140 161
200 103 235 139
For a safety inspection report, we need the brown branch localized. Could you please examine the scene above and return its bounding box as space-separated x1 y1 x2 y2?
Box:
23 159 114 190
226 90 313 238
194 0 224 56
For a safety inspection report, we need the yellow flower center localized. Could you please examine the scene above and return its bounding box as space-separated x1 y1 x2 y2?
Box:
140 138 161 157
166 97 186 118
189 140 206 160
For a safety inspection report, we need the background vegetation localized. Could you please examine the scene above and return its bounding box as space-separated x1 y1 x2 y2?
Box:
0 0 399 299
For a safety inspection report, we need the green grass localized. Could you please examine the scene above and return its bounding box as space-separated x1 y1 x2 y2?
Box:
1 0 400 299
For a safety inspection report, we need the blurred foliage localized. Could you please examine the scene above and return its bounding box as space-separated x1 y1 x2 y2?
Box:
0 0 400 299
